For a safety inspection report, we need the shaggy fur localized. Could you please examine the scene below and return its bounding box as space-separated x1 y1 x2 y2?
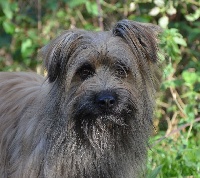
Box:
0 20 162 178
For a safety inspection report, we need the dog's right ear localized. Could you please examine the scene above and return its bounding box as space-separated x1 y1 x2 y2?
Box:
39 31 80 83
112 20 163 92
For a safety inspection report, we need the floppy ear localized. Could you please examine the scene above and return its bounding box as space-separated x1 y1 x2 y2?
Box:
112 19 163 92
112 19 162 63
39 31 81 83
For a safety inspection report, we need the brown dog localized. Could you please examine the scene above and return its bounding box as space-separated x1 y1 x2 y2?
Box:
0 20 162 178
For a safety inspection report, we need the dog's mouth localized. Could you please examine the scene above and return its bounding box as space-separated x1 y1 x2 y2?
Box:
96 113 127 126
72 104 132 128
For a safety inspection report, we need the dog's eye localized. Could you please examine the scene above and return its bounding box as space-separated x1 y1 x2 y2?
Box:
115 66 128 78
77 64 95 80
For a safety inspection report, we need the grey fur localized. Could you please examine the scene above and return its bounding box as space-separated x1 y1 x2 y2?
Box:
0 20 162 178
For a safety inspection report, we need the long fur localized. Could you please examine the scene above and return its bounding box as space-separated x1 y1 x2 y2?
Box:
0 20 162 178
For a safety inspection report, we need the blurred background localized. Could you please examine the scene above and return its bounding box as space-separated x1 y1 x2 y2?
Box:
0 0 199 177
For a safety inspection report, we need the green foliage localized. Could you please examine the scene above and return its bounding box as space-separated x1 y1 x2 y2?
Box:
0 0 199 177
146 165 163 178
148 136 200 177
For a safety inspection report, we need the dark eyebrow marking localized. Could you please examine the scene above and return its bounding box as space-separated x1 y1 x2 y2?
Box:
114 58 130 68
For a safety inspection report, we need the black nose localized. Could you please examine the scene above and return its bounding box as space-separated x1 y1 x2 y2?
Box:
96 91 116 109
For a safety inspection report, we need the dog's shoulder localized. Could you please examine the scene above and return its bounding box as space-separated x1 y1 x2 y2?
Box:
0 72 45 120
0 72 44 83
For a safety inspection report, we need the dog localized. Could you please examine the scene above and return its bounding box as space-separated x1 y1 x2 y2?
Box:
0 19 162 178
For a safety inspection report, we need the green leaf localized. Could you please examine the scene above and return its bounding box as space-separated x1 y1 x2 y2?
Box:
86 1 98 16
185 9 200 22
147 165 163 178
158 16 169 28
56 10 65 18
2 21 15 34
163 63 174 77
67 0 85 8
0 1 13 19
149 7 160 16
154 0 165 7
21 39 32 57
166 6 176 16
173 36 187 46
182 71 198 85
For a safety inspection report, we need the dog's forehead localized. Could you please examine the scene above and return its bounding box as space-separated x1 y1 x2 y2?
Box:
80 31 133 65
88 31 111 44
89 31 131 50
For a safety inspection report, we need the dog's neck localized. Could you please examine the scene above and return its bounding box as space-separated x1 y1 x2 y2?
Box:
44 113 150 178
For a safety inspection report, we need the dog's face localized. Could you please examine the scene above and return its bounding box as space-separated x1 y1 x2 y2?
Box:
67 35 138 145
40 20 162 177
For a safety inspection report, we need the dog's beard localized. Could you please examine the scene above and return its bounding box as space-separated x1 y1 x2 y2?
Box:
69 91 134 146
72 102 131 149
44 92 151 178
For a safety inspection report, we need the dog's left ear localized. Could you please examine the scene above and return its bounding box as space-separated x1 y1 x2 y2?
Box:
112 19 162 63
39 31 80 83
112 20 163 92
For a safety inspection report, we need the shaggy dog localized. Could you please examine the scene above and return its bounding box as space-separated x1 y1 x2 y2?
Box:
0 19 162 178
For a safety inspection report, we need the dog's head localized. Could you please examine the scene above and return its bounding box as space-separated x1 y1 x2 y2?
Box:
40 19 162 177
41 19 162 141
